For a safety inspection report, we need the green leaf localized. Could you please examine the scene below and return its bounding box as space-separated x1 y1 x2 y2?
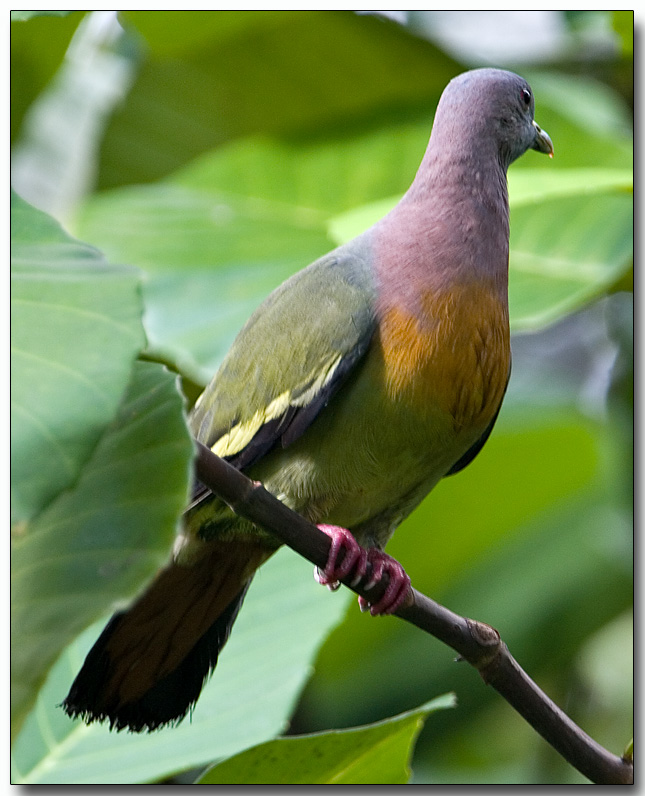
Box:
526 71 633 146
326 168 633 246
98 10 459 188
197 695 455 784
11 190 144 522
508 168 632 206
172 125 430 216
11 549 352 784
75 180 331 385
508 187 632 331
10 361 193 740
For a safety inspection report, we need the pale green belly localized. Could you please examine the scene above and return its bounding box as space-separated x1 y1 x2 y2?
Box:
248 353 474 548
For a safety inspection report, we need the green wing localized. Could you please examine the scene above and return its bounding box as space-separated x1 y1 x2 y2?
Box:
189 246 377 471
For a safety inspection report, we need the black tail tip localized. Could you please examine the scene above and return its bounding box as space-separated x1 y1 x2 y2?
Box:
59 693 189 733
60 586 249 733
59 611 195 732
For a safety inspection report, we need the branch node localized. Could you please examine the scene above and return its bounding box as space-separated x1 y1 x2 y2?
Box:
464 618 503 680
466 618 500 647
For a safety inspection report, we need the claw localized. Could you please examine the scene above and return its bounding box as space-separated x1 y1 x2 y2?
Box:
314 566 341 591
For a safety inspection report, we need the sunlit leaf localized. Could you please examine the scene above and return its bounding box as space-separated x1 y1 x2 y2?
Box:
509 190 632 330
75 180 331 385
198 695 455 784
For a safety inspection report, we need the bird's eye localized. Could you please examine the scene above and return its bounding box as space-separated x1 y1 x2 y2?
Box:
521 88 531 106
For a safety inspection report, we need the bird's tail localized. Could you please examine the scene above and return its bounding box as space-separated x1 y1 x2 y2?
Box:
62 538 274 732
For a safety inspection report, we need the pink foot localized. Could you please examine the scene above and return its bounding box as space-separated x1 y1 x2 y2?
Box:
357 548 411 616
315 525 411 616
314 524 368 591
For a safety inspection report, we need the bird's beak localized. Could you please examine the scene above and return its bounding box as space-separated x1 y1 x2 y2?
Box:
531 120 554 158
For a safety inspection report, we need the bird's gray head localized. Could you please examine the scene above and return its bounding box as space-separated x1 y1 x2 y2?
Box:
432 68 553 170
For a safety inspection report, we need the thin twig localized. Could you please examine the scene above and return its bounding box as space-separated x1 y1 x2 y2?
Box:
194 441 633 785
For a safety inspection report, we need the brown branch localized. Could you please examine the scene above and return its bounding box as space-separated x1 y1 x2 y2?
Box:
194 441 633 785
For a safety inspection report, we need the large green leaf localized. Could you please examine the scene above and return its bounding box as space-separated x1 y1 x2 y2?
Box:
10 191 144 522
173 124 430 216
508 185 632 330
75 179 332 385
198 695 455 784
526 70 633 147
328 167 633 237
97 10 459 189
508 167 632 204
11 548 352 784
11 361 193 740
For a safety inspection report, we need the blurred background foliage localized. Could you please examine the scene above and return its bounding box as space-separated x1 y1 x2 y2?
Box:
11 10 632 784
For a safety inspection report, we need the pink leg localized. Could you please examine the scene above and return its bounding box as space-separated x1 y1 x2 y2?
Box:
315 525 411 616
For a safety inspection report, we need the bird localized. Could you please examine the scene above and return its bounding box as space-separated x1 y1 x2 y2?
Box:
62 68 553 732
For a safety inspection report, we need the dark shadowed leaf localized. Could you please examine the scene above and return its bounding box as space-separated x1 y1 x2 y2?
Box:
98 10 459 188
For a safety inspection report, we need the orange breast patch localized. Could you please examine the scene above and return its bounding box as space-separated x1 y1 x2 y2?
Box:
377 283 510 432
